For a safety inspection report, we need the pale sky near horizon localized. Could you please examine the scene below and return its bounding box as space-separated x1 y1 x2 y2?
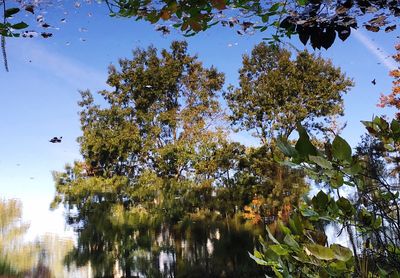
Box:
0 1 399 241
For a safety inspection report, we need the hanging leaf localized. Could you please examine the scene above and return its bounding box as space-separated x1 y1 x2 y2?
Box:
365 25 380 32
385 25 397 32
270 244 289 256
312 190 329 211
295 124 317 158
336 26 351 41
332 136 352 162
305 244 335 260
309 155 332 169
336 197 355 216
5 8 20 18
277 137 298 158
297 26 310 45
330 244 353 261
24 5 34 14
11 22 29 30
320 27 336 49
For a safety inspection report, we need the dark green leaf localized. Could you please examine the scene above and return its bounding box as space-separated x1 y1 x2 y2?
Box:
295 124 317 157
309 155 332 169
277 137 298 158
11 22 28 30
336 197 355 216
332 136 352 162
5 8 20 18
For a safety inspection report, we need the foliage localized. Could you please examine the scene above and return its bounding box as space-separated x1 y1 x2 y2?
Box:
379 43 400 119
0 198 37 276
224 42 353 142
233 145 309 225
0 199 81 277
250 215 354 277
0 1 30 38
104 0 400 48
51 41 268 276
252 118 400 277
52 41 227 222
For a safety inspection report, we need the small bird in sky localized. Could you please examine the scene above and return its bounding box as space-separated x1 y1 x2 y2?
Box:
371 79 376 85
49 136 62 143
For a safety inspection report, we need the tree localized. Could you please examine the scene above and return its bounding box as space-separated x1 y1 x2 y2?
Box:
378 43 400 119
222 43 350 226
224 42 353 143
0 199 37 276
52 41 265 277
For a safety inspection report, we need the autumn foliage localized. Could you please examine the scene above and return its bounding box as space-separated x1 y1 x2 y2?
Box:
378 44 400 118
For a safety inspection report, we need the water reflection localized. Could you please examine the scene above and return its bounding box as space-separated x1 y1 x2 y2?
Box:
67 217 265 277
1 198 265 277
0 198 88 277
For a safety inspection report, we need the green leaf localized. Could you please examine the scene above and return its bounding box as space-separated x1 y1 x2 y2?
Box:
270 244 289 256
373 216 382 229
11 22 28 30
297 0 308 5
249 252 277 266
271 267 284 278
249 251 281 269
295 124 317 157
266 226 280 244
309 155 332 169
331 172 344 188
261 14 269 23
391 119 400 134
332 136 352 162
330 244 353 261
336 197 355 216
305 244 335 260
253 249 264 259
330 260 347 271
283 234 300 250
373 116 389 131
277 137 298 158
277 219 291 235
344 161 362 175
5 8 20 18
300 207 319 219
312 190 329 211
269 3 281 12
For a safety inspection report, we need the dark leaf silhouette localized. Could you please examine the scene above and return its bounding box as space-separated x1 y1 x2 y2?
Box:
24 5 34 14
41 32 52 38
49 136 62 143
365 25 380 32
336 26 351 41
385 25 397 32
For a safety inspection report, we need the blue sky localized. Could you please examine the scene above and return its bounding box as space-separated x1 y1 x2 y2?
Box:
0 1 398 240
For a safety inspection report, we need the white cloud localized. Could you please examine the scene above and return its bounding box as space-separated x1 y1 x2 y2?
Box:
9 40 107 90
353 29 397 71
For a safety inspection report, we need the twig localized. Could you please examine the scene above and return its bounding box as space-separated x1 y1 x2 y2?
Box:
1 0 8 72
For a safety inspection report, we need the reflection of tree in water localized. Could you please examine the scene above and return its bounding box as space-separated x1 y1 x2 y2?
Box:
0 198 84 277
66 214 265 277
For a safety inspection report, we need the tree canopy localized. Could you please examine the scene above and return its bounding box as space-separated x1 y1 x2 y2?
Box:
379 43 400 118
224 42 353 143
